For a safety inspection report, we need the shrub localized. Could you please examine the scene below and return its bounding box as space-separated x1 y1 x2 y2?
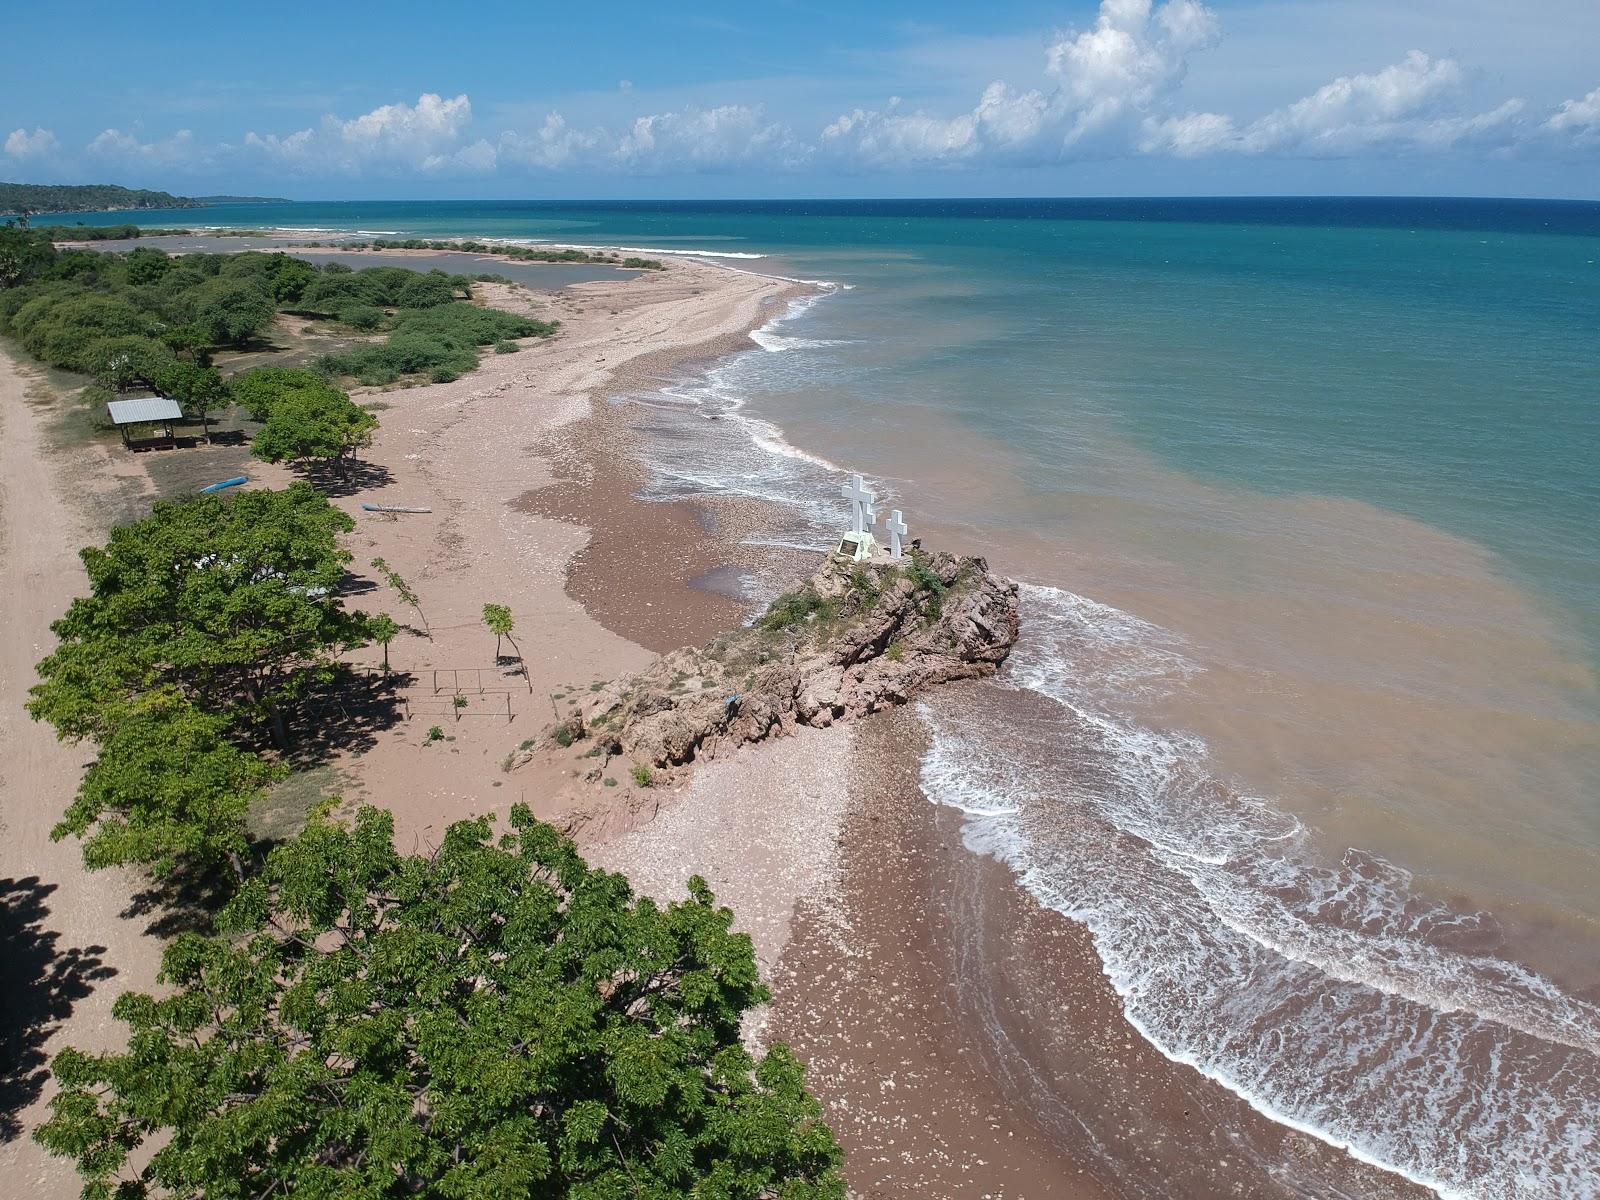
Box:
630 763 654 788
318 302 552 386
757 585 833 633
338 304 384 331
906 554 949 619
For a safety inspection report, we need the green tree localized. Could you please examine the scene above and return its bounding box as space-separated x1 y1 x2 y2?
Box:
57 688 282 876
0 225 56 288
263 253 317 303
82 334 174 392
9 290 152 371
122 245 174 286
35 803 844 1200
371 556 428 638
395 270 459 308
369 612 399 673
185 276 275 347
250 388 379 480
29 483 367 750
481 602 518 661
228 365 343 421
152 360 227 443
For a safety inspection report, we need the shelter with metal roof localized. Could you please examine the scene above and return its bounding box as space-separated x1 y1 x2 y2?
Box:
107 396 184 448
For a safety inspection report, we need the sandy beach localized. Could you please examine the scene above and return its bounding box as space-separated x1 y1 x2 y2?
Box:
1 244 1441 1199
0 251 800 1194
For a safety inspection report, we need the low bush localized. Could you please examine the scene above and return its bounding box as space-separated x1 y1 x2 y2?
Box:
317 302 553 386
758 585 834 633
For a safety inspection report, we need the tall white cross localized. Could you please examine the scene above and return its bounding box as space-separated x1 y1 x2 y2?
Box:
885 509 908 558
840 473 876 535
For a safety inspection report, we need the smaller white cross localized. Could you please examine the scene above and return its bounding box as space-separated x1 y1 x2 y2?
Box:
840 473 875 534
885 509 909 558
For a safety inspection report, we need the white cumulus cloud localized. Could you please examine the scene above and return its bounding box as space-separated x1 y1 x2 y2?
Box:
85 127 206 168
499 113 605 170
1546 85 1600 144
822 0 1220 166
615 104 799 171
1048 0 1219 143
822 7 1550 169
500 105 800 174
5 127 59 159
245 93 477 173
1144 52 1525 157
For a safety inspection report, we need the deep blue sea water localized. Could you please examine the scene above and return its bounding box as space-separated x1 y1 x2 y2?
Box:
61 197 1600 1198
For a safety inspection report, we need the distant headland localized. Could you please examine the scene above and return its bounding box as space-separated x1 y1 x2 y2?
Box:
0 181 289 215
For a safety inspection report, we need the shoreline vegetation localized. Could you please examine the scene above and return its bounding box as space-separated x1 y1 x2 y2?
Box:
0 228 552 404
346 237 666 271
3 233 849 1196
1 181 288 215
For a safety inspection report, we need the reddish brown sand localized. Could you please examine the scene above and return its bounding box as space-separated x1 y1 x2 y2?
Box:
755 705 1436 1199
0 247 1436 1199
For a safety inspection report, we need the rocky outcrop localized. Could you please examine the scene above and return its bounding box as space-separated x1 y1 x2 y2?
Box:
511 550 1019 781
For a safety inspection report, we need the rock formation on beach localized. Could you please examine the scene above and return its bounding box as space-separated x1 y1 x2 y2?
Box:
510 549 1020 782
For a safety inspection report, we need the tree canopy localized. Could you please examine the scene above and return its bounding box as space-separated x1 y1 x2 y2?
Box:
0 242 555 390
29 484 370 872
36 803 845 1200
30 483 367 746
228 366 339 420
61 688 282 875
182 275 277 347
248 381 379 477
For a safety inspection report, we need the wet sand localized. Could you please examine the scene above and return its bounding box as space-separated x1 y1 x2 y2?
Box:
752 704 1435 1200
2 241 1460 1199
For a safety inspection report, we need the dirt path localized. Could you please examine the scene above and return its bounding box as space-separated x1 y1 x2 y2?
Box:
0 350 162 1196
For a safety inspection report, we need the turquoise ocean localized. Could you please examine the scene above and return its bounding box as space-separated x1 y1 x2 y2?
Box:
67 197 1600 1198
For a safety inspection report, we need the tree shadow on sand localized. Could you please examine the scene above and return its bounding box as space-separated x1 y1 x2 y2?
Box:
118 859 239 941
120 670 411 941
0 877 118 1142
285 666 412 769
294 459 394 498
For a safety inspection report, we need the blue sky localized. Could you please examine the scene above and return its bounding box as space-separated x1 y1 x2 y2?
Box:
4 0 1599 199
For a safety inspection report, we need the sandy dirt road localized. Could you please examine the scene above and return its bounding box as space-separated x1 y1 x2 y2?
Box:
0 350 161 1197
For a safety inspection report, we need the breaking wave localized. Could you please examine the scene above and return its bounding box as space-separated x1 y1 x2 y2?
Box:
919 584 1600 1200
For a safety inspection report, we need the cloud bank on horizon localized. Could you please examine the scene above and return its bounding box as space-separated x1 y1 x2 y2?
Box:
4 0 1598 193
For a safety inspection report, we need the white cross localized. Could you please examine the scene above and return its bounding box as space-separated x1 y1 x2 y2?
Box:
840 473 875 535
885 509 908 558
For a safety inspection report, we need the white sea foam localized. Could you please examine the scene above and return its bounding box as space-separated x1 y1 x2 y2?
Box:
917 584 1600 1200
610 248 1600 1194
749 291 853 353
555 240 767 260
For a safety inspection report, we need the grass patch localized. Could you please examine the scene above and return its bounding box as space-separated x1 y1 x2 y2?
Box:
906 555 949 620
250 764 341 843
757 585 834 633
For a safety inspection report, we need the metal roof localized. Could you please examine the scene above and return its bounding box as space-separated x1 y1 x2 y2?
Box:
106 396 184 425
